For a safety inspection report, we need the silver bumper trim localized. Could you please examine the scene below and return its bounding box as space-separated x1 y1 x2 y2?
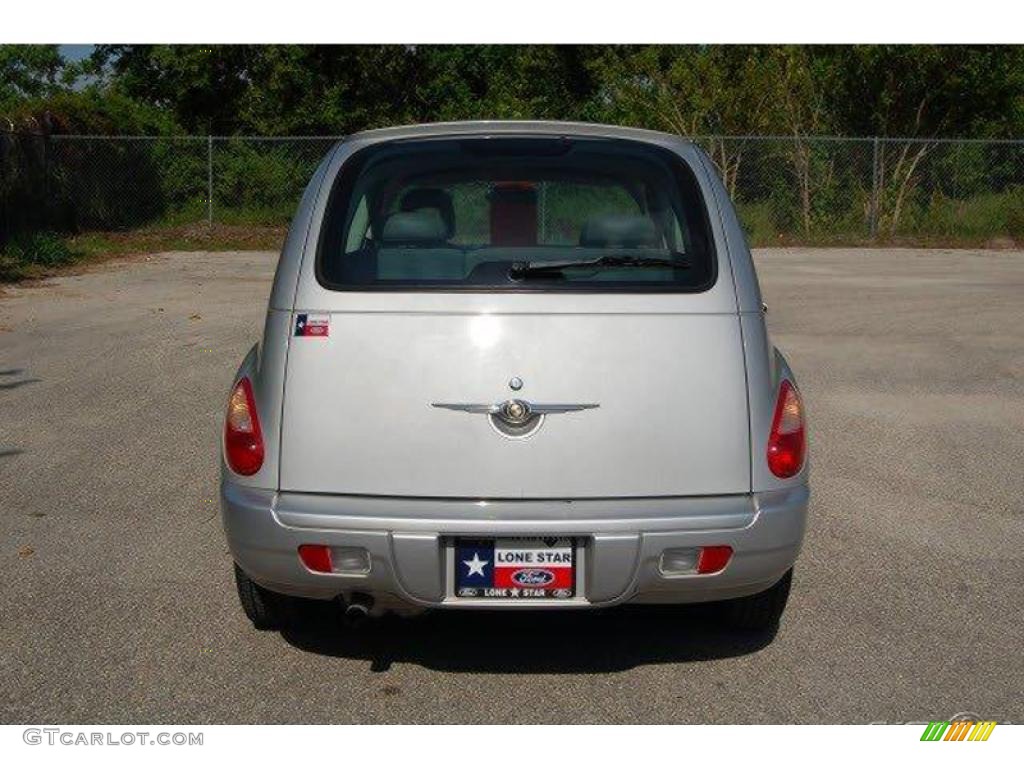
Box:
221 482 809 609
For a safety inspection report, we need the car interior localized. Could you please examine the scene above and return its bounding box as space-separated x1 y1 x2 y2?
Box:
318 137 714 289
343 184 688 284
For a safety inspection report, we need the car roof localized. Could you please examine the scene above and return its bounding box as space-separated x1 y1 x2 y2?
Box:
343 120 691 145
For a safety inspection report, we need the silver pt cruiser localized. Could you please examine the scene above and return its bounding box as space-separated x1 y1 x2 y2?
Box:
221 121 809 633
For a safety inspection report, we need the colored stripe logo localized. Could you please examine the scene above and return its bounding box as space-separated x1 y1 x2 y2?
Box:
921 721 996 741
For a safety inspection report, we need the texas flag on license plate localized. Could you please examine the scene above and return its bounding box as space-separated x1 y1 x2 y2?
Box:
455 538 574 599
294 313 330 337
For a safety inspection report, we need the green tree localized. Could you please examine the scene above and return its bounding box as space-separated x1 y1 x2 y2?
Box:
91 45 605 135
822 46 1024 234
593 45 798 195
0 45 66 114
409 46 602 124
824 45 1024 138
93 45 256 134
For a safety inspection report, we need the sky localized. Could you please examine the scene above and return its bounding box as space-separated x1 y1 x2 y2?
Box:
60 44 95 62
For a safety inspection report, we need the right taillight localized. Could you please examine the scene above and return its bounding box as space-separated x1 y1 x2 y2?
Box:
766 379 805 478
224 377 264 476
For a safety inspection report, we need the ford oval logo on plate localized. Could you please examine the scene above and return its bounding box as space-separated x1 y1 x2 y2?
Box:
511 569 556 587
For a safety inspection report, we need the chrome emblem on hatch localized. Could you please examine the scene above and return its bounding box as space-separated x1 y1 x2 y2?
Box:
431 398 599 439
500 398 531 425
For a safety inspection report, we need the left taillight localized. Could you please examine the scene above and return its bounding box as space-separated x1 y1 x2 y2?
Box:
766 379 806 479
224 377 264 476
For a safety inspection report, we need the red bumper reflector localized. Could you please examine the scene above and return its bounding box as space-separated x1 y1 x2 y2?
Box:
697 546 733 574
298 545 333 574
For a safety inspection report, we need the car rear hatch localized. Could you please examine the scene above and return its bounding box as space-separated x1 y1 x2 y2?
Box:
279 306 749 498
278 132 749 499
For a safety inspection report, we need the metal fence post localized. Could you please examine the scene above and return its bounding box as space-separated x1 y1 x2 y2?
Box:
0 131 8 243
953 140 962 201
869 137 880 239
207 135 213 227
42 133 51 230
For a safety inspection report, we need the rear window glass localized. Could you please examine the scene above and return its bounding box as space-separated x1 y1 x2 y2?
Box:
316 136 716 292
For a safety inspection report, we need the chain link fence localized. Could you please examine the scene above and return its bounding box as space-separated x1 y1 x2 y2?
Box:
2 131 1023 247
693 136 1024 245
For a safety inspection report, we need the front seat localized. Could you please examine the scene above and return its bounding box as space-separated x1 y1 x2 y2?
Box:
579 214 658 248
376 209 464 281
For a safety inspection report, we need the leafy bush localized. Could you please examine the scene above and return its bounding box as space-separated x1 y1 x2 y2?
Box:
0 231 78 280
736 202 780 246
5 231 76 266
894 187 1024 242
212 139 327 224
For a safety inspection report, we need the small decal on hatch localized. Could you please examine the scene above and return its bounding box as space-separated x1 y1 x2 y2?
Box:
294 313 329 338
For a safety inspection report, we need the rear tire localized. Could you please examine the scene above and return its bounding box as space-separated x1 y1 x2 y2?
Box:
720 569 793 631
233 563 298 630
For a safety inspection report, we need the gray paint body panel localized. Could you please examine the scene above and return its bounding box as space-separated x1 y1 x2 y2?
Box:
280 311 751 497
268 150 336 311
219 121 809 610
221 482 808 607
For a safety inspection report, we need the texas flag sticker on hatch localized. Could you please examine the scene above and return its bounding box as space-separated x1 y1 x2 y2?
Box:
294 313 330 337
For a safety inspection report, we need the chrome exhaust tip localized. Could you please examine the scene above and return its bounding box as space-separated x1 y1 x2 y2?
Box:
342 594 373 627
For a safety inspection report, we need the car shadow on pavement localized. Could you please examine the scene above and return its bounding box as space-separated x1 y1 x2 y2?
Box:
0 377 40 390
280 603 777 673
0 368 40 390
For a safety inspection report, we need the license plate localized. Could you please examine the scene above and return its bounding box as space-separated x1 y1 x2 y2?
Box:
453 538 575 599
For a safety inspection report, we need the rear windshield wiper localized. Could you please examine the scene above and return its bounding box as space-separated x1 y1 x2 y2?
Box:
509 254 691 279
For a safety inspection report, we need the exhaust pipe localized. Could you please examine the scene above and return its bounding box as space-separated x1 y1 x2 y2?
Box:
342 594 373 628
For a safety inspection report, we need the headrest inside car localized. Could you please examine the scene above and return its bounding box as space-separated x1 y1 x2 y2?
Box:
400 188 455 239
380 210 449 246
579 214 658 248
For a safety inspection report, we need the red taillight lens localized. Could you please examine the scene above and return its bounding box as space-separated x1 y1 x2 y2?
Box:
697 545 733 574
298 545 333 574
766 380 806 479
224 377 264 476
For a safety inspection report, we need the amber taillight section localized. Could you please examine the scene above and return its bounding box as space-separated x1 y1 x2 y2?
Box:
766 380 806 479
224 377 264 476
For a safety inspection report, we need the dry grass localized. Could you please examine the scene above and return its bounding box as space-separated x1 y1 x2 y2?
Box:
1 224 286 283
70 223 286 259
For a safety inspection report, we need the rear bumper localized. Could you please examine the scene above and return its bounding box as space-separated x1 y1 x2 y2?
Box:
221 482 809 612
